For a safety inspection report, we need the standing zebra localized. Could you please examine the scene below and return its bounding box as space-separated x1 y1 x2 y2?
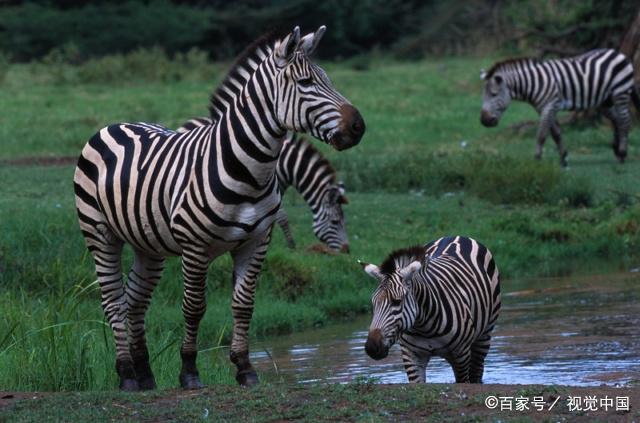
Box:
74 26 365 391
179 118 350 253
480 48 638 166
360 236 501 383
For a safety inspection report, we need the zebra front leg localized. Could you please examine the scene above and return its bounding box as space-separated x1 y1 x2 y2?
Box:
275 207 295 249
179 248 210 390
400 341 430 383
534 108 555 161
126 251 165 390
550 120 568 167
229 228 273 386
469 334 492 383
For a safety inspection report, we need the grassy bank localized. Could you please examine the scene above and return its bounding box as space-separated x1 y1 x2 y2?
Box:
1 56 639 392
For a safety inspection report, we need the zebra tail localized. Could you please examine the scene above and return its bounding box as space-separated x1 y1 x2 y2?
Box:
632 86 640 114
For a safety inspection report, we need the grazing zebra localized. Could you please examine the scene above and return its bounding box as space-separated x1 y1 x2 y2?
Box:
360 236 501 383
179 118 350 253
74 26 365 391
480 48 638 166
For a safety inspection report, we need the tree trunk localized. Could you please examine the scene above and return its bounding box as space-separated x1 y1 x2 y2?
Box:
620 8 640 85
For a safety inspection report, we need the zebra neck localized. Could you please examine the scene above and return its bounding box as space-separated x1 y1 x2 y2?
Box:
278 137 335 214
413 277 441 328
508 64 543 105
203 85 288 196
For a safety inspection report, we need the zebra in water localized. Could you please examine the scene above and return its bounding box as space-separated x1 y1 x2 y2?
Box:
179 118 350 253
74 26 365 391
360 236 501 383
480 48 638 166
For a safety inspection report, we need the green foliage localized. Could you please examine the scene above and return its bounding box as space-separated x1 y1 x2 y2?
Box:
1 56 639 392
0 1 213 61
1 1 635 62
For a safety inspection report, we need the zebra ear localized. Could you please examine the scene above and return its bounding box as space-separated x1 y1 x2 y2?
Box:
480 69 487 80
275 26 301 66
359 260 384 281
299 25 326 56
338 181 346 196
399 261 421 281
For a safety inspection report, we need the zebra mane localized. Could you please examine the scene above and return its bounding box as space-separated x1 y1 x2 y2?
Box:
208 30 282 119
379 245 426 275
484 57 542 80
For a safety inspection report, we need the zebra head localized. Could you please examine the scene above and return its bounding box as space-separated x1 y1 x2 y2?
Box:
360 255 423 360
313 181 349 253
273 27 365 151
480 70 511 127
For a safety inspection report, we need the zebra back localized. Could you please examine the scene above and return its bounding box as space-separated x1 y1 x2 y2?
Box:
422 236 501 332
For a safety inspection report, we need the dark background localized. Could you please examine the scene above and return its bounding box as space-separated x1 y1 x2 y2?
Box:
1 0 637 62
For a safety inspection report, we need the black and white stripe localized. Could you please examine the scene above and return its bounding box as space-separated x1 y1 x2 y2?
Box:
361 236 501 383
481 48 637 165
74 26 364 391
179 118 349 252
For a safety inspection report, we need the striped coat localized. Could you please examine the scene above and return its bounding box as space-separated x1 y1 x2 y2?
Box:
362 236 501 383
481 48 638 165
74 26 364 391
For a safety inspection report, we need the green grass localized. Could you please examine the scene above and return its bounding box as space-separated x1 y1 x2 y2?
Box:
2 383 636 422
1 55 639 392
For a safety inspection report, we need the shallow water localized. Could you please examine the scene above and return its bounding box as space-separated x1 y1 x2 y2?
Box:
251 271 640 386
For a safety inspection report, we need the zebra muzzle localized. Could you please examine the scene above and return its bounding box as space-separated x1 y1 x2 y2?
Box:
480 109 498 127
330 104 365 150
365 329 389 360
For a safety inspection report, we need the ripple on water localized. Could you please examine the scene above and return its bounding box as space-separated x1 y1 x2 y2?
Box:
251 272 640 386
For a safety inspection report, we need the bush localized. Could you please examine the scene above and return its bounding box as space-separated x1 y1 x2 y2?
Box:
0 51 9 84
334 148 577 206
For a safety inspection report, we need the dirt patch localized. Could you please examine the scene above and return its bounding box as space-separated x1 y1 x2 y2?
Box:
0 391 47 409
1 156 77 166
1 384 639 422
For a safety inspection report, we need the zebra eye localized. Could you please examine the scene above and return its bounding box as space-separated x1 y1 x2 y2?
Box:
297 77 314 87
390 298 402 307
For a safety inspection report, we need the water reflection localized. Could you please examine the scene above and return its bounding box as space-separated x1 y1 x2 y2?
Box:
251 272 640 386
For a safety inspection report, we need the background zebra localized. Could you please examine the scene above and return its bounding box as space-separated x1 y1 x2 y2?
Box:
480 48 638 166
360 236 501 383
73 26 365 391
179 118 350 253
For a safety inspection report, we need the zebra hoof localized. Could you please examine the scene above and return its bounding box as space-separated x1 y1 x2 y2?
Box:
236 369 259 387
119 378 141 392
560 152 568 168
180 373 205 390
137 376 157 390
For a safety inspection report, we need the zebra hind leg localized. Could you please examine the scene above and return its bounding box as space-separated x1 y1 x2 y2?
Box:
178 248 210 390
84 224 139 390
469 334 492 383
446 350 471 383
229 228 273 386
126 250 165 390
613 96 632 163
602 106 623 161
275 208 296 249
